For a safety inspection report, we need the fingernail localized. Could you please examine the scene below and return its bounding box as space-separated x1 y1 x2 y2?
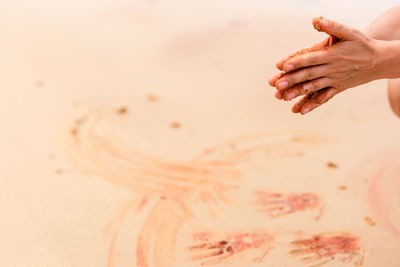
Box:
303 83 313 92
275 90 283 100
302 106 311 114
277 81 288 90
321 18 329 28
284 64 294 72
285 92 296 100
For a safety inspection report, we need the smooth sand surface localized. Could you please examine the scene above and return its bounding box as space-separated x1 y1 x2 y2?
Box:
1 1 400 266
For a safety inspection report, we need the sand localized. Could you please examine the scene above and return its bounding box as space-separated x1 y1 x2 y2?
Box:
1 1 400 266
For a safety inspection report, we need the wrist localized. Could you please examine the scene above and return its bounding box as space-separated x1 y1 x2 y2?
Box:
375 40 400 79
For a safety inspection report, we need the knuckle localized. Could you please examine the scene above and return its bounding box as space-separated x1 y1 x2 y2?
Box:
309 55 317 64
351 28 361 37
316 95 325 104
312 80 319 90
305 70 314 80
333 23 342 32
303 79 319 93
331 82 341 91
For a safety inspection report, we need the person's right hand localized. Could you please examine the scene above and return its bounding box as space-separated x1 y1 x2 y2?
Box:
268 29 337 100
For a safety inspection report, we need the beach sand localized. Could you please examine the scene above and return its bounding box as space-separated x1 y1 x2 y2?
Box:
1 1 399 266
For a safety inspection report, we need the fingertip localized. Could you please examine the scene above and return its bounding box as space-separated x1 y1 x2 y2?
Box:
276 61 284 70
312 16 323 31
292 102 301 113
268 75 280 87
300 104 312 115
312 17 322 26
312 16 333 33
274 90 283 100
268 78 275 87
283 63 294 72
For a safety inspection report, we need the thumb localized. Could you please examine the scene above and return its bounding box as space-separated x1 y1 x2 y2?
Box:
312 17 361 41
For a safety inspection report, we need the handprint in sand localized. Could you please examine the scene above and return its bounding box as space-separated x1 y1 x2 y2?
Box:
189 231 273 265
289 232 365 267
254 191 324 220
66 110 331 267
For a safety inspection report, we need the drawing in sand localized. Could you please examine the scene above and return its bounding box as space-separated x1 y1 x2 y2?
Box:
66 109 364 266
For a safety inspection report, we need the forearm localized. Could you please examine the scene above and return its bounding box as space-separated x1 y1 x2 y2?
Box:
376 40 400 79
363 6 400 41
366 6 400 117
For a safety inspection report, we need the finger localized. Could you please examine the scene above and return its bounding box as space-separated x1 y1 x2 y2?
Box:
282 77 332 101
275 88 284 100
312 17 362 41
292 93 313 114
276 65 330 91
297 87 339 115
276 37 332 71
312 36 336 49
268 71 285 87
276 48 309 70
282 50 331 73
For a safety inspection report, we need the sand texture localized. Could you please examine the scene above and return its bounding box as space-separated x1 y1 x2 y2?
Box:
1 1 399 266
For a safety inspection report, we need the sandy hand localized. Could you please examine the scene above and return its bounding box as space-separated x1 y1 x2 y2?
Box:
268 34 336 95
269 17 386 115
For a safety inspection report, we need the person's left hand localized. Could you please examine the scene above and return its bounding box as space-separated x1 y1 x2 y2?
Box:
269 17 384 115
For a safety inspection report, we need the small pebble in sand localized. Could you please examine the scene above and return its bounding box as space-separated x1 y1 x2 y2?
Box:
364 216 376 227
339 185 348 190
116 106 128 115
71 128 78 136
35 80 44 88
146 94 159 102
326 162 339 169
74 117 86 125
170 122 181 129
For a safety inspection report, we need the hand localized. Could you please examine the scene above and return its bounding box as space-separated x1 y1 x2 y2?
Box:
269 17 385 115
268 33 337 94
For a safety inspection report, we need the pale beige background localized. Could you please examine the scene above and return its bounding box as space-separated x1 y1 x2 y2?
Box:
1 1 400 266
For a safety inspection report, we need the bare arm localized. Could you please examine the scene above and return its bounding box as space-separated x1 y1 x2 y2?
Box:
363 6 400 41
363 6 400 118
269 7 400 116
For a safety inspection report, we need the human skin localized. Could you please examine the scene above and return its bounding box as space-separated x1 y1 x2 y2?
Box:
365 6 400 118
268 7 400 116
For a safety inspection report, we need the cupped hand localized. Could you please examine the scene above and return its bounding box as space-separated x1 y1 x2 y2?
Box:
270 17 384 115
